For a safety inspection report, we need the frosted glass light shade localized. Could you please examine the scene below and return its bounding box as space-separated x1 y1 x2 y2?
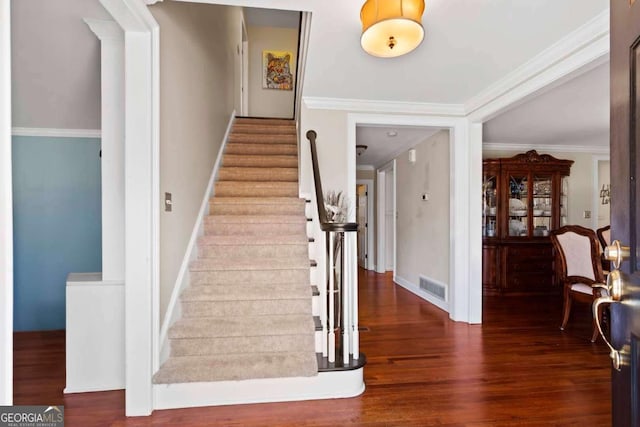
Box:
360 0 425 58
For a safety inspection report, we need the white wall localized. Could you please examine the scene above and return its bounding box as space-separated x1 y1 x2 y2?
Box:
149 2 243 323
0 0 12 406
483 148 599 229
395 131 450 288
11 0 110 129
248 26 297 118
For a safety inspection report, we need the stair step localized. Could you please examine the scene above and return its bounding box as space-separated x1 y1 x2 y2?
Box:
204 221 306 236
225 143 297 155
229 133 297 144
181 283 312 301
182 298 312 318
218 167 298 182
170 334 315 357
223 154 297 168
232 123 296 135
198 234 308 246
190 257 311 272
169 314 315 339
199 242 308 258
152 352 318 384
190 269 310 286
209 197 305 215
215 181 298 197
205 215 307 224
235 117 295 126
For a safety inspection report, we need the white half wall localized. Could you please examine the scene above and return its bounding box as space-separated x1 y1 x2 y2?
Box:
148 1 243 324
0 0 13 406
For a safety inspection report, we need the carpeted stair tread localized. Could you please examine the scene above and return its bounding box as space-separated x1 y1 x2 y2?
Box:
211 196 305 205
198 234 308 246
169 334 315 357
235 117 294 126
204 221 306 236
199 242 308 259
190 257 311 272
190 269 310 286
228 133 297 144
215 181 298 197
218 166 297 182
223 154 297 168
181 283 312 301
231 123 296 134
152 352 318 384
225 143 297 155
205 215 307 224
169 314 315 339
182 298 311 317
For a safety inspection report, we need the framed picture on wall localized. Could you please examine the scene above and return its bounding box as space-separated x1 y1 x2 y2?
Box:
262 50 294 90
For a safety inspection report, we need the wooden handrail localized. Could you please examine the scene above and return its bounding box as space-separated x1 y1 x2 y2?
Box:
306 130 358 233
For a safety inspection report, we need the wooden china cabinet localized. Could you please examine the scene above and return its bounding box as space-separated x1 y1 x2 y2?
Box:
482 150 573 295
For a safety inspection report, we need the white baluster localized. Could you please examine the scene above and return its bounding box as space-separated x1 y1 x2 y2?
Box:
328 232 335 363
342 232 351 365
351 232 359 360
320 231 328 357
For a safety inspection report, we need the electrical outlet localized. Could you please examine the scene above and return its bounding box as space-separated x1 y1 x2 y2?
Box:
583 210 591 219
165 192 172 212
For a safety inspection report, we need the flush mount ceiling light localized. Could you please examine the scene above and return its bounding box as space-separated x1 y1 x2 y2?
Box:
386 130 398 137
356 145 368 156
360 0 425 58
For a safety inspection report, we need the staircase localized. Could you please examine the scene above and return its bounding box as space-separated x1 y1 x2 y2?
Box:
153 117 318 384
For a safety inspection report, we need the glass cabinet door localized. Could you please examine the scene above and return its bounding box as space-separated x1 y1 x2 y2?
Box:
532 175 552 236
560 176 568 226
483 175 497 237
508 174 528 237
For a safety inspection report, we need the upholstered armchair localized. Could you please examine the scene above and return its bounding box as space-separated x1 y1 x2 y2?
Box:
550 225 607 342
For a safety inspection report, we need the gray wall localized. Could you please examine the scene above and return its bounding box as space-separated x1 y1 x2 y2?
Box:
11 0 109 129
248 26 298 118
395 130 450 289
150 1 243 323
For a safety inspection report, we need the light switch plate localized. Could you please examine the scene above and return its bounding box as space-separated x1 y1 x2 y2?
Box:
583 210 591 219
165 192 172 212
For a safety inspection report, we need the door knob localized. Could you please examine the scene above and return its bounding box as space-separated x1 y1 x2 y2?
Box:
593 240 631 371
604 240 631 269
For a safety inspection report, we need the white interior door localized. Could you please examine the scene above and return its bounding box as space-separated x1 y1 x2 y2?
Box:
385 167 395 271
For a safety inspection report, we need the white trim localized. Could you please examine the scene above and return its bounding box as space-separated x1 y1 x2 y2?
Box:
167 0 313 11
467 122 483 324
100 0 159 416
356 165 375 171
11 127 101 138
466 10 609 122
483 142 610 155
304 97 466 117
0 0 12 407
154 369 364 410
356 179 375 271
394 275 449 313
375 168 386 274
158 111 236 365
347 113 475 323
592 154 610 230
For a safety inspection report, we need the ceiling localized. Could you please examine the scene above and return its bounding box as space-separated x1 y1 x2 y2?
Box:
243 7 299 28
356 126 441 168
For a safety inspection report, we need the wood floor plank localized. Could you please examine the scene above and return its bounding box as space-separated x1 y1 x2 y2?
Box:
13 269 611 426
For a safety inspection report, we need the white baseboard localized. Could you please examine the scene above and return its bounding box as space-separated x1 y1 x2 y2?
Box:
153 369 365 410
394 275 449 313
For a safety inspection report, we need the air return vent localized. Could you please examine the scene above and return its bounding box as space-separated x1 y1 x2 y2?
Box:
419 275 446 301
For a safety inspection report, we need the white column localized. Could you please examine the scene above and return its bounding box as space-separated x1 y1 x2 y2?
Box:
0 0 13 406
468 122 483 324
85 19 125 282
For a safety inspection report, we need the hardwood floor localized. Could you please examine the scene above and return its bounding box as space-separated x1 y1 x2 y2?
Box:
14 269 611 426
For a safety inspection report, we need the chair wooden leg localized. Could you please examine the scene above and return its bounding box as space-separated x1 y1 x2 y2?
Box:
560 294 572 331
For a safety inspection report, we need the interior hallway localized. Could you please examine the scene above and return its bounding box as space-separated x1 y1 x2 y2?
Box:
14 269 611 426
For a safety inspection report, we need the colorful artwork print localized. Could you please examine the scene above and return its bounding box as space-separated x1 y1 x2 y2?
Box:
263 51 294 90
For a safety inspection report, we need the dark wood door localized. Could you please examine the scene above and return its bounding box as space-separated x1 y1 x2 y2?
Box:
609 1 640 425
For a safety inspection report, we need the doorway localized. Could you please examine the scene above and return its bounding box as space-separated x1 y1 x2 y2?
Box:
356 180 374 270
377 161 395 275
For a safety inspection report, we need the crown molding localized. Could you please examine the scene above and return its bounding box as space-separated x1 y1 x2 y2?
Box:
356 165 375 171
466 9 610 121
482 142 609 155
12 127 101 138
145 0 163 5
303 97 466 117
